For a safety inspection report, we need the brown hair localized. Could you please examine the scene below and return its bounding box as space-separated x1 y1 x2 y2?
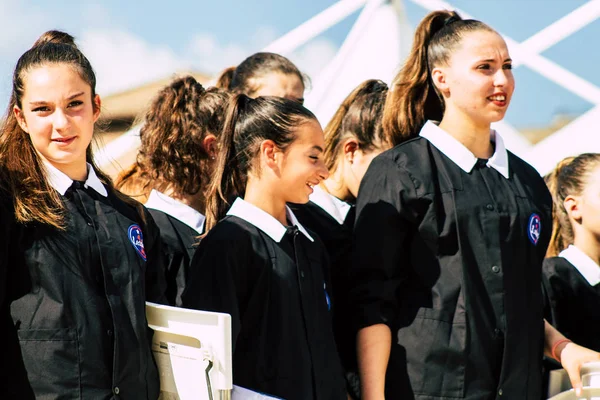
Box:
215 66 235 90
323 79 389 171
115 77 229 205
545 153 600 257
0 30 140 229
227 52 306 97
382 10 494 145
204 94 316 231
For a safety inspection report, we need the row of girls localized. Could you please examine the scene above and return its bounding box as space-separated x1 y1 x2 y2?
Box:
2 10 600 400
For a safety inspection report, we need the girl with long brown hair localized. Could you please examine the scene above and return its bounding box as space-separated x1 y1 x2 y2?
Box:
115 76 229 306
349 10 600 399
543 154 600 364
1 30 166 398
181 95 346 399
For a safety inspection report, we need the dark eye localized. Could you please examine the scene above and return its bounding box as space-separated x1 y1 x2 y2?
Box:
32 106 50 112
309 155 319 160
477 64 490 70
503 64 513 70
69 100 84 107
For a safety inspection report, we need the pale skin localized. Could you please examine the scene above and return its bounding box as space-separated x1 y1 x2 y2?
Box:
358 29 600 399
250 72 305 104
322 138 387 202
14 64 101 181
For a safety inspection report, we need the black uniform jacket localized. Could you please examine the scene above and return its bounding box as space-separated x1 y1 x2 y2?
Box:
543 253 600 352
148 209 198 307
182 198 346 400
289 194 358 373
0 197 35 399
10 169 167 400
350 127 552 400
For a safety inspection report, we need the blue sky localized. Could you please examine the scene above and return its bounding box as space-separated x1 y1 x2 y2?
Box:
1 0 597 130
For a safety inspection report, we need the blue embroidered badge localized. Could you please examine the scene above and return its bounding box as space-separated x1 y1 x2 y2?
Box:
128 224 147 261
528 213 541 245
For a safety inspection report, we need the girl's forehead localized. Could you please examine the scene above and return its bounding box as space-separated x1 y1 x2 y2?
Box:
22 64 90 98
451 31 509 61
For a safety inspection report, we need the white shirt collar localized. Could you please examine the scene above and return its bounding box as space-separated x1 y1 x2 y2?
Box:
309 185 352 225
419 120 510 179
559 245 600 286
145 189 205 234
226 197 314 242
43 160 108 197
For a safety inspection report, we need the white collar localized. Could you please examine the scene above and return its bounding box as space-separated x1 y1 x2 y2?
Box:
43 160 108 197
419 120 510 179
309 185 351 225
559 245 600 286
145 189 205 234
226 197 314 242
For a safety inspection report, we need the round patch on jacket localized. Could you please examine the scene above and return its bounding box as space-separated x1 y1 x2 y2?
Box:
128 224 147 261
528 213 541 245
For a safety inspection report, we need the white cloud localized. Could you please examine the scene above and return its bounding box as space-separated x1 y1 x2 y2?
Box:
289 38 338 82
79 29 189 96
186 33 247 75
0 3 51 57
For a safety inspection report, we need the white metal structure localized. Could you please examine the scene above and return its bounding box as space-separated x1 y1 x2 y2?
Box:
96 0 600 176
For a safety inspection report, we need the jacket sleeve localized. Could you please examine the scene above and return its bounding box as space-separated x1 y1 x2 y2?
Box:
142 208 168 305
348 154 419 330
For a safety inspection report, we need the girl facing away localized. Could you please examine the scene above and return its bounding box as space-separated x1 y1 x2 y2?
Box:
116 76 229 306
0 30 166 398
181 95 347 399
543 154 600 356
348 10 600 400
289 79 389 398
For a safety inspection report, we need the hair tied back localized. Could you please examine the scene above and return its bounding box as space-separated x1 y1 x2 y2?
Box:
444 15 460 27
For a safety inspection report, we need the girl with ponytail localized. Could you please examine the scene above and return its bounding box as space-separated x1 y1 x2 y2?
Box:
289 79 389 398
349 10 599 399
1 30 166 398
115 76 229 306
542 154 600 367
182 95 346 400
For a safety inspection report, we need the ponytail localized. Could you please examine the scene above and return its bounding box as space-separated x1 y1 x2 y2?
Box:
204 95 250 231
323 79 388 171
382 10 493 145
545 153 600 257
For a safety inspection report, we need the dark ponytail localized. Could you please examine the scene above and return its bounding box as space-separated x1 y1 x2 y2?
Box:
204 95 316 231
383 10 494 145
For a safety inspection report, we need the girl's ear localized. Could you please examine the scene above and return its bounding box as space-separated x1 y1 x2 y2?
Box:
202 134 218 159
564 195 582 222
93 94 101 122
431 66 450 96
343 138 359 164
260 139 278 169
14 106 28 133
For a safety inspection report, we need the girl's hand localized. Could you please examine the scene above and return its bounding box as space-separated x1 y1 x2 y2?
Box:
559 342 600 396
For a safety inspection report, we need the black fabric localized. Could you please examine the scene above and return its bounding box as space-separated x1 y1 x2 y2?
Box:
10 183 167 399
182 215 346 400
349 137 552 400
289 200 359 396
0 197 35 399
148 208 198 307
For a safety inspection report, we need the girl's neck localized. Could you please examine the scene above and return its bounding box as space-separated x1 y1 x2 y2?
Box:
438 112 494 159
573 232 600 267
47 159 88 182
244 177 288 226
161 186 205 214
321 168 352 202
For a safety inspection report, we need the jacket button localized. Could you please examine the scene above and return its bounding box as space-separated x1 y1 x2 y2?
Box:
87 221 92 227
491 265 500 273
107 329 113 337
300 271 305 278
113 386 120 394
498 388 503 396
486 204 494 211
